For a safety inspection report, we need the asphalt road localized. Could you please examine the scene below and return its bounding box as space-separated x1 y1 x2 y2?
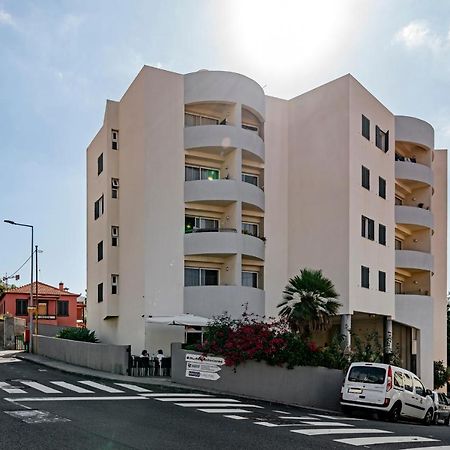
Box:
1 355 449 450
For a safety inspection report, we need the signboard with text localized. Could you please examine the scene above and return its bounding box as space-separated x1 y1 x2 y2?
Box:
184 353 224 382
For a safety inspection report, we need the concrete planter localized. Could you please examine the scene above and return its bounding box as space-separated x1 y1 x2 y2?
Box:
171 344 344 411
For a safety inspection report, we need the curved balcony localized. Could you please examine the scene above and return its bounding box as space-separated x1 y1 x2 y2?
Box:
184 125 264 161
184 70 265 121
184 285 265 319
395 161 433 187
395 116 434 151
395 205 434 230
185 180 265 211
395 250 434 272
184 230 264 260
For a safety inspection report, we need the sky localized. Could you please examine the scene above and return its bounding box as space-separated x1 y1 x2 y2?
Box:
1 0 450 295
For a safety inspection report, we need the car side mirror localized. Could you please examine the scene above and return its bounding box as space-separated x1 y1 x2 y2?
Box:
425 389 432 396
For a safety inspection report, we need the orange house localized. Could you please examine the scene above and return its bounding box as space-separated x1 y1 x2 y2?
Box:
0 282 80 329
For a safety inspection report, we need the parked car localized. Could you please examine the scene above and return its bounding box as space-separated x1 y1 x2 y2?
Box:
341 362 435 425
429 391 450 425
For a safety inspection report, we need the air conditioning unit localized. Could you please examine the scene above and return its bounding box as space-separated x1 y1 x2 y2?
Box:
111 226 119 237
112 178 120 188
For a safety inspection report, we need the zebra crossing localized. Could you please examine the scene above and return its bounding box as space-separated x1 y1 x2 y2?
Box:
2 382 449 448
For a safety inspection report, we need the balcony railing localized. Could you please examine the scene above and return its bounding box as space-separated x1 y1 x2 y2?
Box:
185 227 237 234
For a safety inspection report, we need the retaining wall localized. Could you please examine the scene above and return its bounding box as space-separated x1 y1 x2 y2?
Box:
171 344 345 411
34 335 130 375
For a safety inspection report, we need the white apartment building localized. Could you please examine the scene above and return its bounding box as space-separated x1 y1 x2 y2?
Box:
87 67 447 387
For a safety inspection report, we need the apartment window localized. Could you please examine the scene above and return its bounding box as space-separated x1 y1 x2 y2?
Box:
361 166 370 190
97 283 103 303
94 195 104 220
97 241 103 262
361 266 369 288
57 300 69 317
111 178 119 199
395 280 402 294
379 224 386 246
16 299 28 316
185 216 219 233
375 126 389 152
379 177 386 199
112 130 119 150
242 123 259 133
185 165 220 181
395 238 402 250
242 173 259 186
97 153 104 175
184 112 219 127
184 268 219 286
379 271 386 292
111 226 119 246
361 216 375 240
111 274 119 295
242 271 258 288
242 222 259 237
362 115 370 140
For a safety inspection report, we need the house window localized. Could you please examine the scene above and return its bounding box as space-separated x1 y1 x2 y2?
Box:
379 271 386 292
184 112 219 127
362 115 370 140
97 283 103 303
112 130 119 150
361 216 375 240
97 241 103 262
242 222 259 237
94 195 104 220
361 266 370 288
185 216 219 233
379 177 386 199
185 165 220 181
361 166 370 190
242 173 259 186
97 153 104 175
242 271 258 288
16 299 28 316
111 178 119 199
379 224 386 246
184 268 219 286
375 126 389 152
37 302 47 316
395 280 402 294
395 238 402 250
57 300 69 316
242 123 259 133
111 275 119 295
111 226 119 246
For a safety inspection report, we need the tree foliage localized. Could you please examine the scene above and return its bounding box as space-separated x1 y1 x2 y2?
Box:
434 360 450 389
57 327 98 343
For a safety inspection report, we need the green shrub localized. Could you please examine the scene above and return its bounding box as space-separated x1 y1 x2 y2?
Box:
57 327 98 343
434 360 450 389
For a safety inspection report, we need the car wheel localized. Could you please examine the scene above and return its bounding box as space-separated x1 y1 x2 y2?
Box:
444 415 450 426
423 408 434 426
389 403 401 422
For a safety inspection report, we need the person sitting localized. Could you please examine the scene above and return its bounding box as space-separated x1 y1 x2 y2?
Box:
141 350 149 358
155 349 164 363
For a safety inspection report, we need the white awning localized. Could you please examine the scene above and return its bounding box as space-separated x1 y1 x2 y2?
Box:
145 314 211 327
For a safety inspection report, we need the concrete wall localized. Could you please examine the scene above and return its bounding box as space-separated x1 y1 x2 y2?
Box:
0 317 26 349
37 323 66 337
34 335 130 375
171 345 344 411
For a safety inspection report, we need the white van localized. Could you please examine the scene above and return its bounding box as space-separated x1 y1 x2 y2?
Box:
341 362 434 425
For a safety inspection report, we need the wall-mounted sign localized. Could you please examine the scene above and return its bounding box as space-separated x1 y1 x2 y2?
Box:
185 369 220 381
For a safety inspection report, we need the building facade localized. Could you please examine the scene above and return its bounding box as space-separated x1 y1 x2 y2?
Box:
0 282 80 330
86 67 447 387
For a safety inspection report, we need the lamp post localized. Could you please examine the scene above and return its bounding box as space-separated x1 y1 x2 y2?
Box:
4 220 34 353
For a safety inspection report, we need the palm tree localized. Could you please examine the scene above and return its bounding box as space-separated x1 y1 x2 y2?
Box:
278 268 340 339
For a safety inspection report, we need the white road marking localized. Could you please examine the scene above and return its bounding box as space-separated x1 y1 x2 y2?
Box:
334 436 439 446
156 397 240 402
279 416 321 420
0 358 20 363
255 422 280 427
139 393 211 397
78 380 123 393
0 382 26 394
299 421 354 427
198 408 253 414
402 447 450 450
50 382 94 394
273 410 291 414
311 413 365 421
6 396 147 402
4 410 70 424
293 428 392 436
114 383 152 393
175 403 263 408
19 381 62 394
224 415 248 420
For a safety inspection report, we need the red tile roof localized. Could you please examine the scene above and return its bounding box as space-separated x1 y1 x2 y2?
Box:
3 282 79 297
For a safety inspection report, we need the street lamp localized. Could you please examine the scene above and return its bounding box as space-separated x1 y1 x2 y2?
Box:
4 219 34 353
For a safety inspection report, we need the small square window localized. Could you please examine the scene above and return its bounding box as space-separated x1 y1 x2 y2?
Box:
111 226 119 246
375 126 389 152
112 130 119 150
362 166 370 190
362 115 370 140
361 216 375 241
57 301 69 316
16 299 28 316
361 266 369 288
379 177 386 199
379 271 386 292
111 274 119 295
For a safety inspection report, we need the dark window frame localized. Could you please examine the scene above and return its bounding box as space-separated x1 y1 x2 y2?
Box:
362 115 370 140
361 216 375 241
97 283 103 303
379 177 386 199
379 271 386 292
94 195 104 220
57 300 69 317
361 265 370 288
379 224 386 246
97 153 104 176
97 241 103 262
375 126 389 152
16 299 28 316
362 166 370 190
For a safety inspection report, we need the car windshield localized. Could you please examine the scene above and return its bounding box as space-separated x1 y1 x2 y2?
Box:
348 366 386 384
